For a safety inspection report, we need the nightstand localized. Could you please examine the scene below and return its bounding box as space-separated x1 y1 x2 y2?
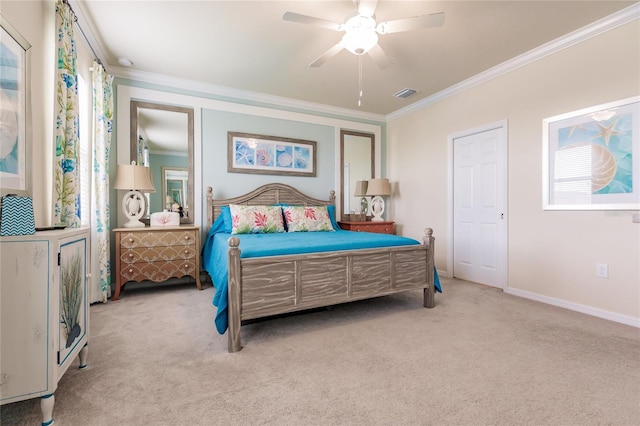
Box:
338 220 395 234
113 225 202 300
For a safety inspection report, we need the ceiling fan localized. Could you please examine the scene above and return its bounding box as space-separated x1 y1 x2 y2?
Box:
283 0 445 70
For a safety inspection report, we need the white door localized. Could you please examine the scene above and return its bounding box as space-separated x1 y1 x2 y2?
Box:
452 124 507 288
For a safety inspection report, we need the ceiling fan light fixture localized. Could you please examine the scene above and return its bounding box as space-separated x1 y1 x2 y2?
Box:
342 29 378 55
342 14 378 55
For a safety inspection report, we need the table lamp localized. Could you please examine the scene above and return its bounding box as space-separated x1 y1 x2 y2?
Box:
113 162 155 228
366 178 391 221
353 180 369 215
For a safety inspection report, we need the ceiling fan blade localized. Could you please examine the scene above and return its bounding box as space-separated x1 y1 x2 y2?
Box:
377 12 445 34
367 43 392 70
357 0 378 17
283 12 342 31
309 42 344 67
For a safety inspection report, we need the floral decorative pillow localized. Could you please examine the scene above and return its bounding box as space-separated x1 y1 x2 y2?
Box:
282 206 335 232
229 205 285 234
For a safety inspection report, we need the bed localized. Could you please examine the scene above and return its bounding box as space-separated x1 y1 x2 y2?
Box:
203 183 438 352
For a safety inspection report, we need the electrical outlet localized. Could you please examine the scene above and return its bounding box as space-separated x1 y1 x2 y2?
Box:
596 263 609 278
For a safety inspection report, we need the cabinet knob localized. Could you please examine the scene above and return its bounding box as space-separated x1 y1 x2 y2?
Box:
128 253 134 258
128 268 133 273
184 235 190 241
128 238 134 243
184 249 189 255
183 264 189 269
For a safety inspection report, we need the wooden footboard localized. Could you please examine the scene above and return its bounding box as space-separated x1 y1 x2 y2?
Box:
226 228 435 353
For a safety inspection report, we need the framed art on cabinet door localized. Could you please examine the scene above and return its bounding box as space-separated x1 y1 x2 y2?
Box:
0 16 31 194
542 96 640 210
228 131 317 177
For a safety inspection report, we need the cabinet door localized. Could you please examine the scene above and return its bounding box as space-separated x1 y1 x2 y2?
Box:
0 240 50 402
58 236 88 368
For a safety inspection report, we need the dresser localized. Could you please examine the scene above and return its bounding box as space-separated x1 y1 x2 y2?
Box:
338 220 395 234
113 225 202 300
0 228 90 426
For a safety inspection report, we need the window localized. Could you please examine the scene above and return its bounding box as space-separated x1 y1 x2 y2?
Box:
77 74 91 227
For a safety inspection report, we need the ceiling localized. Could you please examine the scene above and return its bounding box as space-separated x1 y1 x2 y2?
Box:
137 107 188 154
73 1 636 117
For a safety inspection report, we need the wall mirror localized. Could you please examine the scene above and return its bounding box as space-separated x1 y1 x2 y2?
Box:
340 130 374 218
162 166 188 213
130 100 194 224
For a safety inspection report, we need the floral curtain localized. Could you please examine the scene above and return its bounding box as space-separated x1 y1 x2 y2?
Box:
54 0 80 226
91 61 113 303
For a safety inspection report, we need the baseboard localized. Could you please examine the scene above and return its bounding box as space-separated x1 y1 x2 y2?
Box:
504 287 640 328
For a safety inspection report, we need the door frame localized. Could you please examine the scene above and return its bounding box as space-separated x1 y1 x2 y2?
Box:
447 120 509 289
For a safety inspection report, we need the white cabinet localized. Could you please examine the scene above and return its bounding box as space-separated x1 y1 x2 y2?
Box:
0 228 90 425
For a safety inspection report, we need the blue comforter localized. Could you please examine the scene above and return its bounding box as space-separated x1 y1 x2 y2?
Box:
202 218 441 334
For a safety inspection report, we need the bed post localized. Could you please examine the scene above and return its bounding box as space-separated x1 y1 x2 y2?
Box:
206 186 213 233
423 228 435 309
228 237 242 352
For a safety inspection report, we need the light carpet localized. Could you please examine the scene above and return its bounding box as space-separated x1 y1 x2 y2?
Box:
2 278 639 425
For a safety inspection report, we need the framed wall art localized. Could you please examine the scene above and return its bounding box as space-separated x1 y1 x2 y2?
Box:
0 16 31 194
228 132 316 177
542 96 640 210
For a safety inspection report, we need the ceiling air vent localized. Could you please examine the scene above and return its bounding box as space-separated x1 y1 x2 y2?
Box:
393 88 418 99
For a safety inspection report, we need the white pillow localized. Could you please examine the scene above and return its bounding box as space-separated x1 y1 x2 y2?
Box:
282 206 335 232
229 205 285 234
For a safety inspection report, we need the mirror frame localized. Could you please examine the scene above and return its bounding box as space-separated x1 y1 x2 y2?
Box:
340 130 375 220
130 100 194 224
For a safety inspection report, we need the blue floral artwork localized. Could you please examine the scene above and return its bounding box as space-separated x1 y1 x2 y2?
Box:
229 132 316 176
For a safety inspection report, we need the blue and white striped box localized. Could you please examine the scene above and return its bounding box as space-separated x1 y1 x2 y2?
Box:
0 195 36 236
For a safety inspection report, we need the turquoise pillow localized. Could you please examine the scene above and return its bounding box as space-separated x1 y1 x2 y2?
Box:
327 205 339 231
221 205 232 233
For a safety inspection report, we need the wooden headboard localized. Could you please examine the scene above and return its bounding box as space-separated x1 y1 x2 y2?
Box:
205 183 336 232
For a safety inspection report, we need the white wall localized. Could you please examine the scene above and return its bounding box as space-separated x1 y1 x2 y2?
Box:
387 20 640 324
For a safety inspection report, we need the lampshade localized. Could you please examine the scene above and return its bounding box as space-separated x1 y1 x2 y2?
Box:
114 163 155 228
341 15 378 55
113 163 155 192
353 180 368 197
366 178 391 196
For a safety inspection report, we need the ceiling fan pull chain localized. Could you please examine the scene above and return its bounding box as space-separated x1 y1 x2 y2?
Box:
358 55 363 107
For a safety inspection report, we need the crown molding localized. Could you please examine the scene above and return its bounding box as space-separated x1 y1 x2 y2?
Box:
387 3 640 121
110 66 386 123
